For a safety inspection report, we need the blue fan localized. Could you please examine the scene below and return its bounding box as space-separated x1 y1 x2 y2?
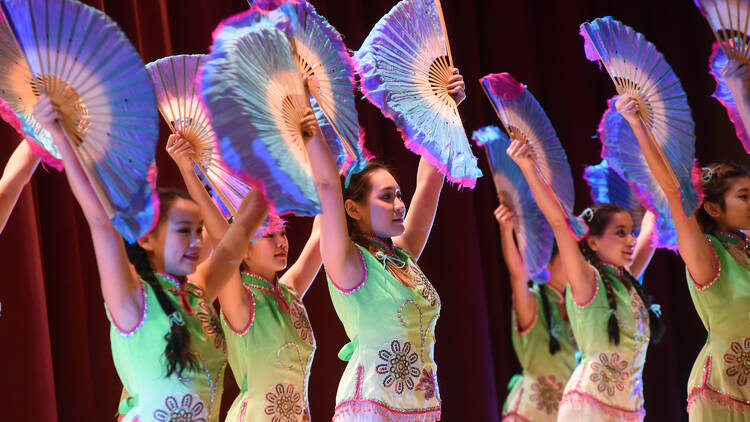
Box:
355 0 481 188
0 11 61 169
708 42 750 152
695 0 750 63
201 13 319 216
473 125 553 281
1 0 159 243
479 72 587 239
584 160 645 235
597 98 684 249
580 17 698 220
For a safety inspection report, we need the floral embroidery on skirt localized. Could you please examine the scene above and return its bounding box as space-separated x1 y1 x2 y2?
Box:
153 392 207 422
375 339 422 394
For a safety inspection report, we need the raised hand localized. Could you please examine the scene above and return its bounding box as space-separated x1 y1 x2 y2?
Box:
447 67 466 105
166 134 196 172
615 94 641 126
31 96 66 140
721 57 750 92
506 138 534 169
493 204 515 233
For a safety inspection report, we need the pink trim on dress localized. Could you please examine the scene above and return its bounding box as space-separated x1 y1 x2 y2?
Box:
501 412 534 422
329 248 367 294
107 283 148 337
687 237 721 291
222 284 255 336
687 356 750 415
513 300 538 336
559 390 645 421
572 266 600 309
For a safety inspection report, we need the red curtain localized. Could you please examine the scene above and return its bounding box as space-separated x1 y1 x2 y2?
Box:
0 0 745 420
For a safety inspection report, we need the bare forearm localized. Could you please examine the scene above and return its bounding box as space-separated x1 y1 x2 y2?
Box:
728 83 750 139
0 142 39 231
178 165 229 243
499 227 527 281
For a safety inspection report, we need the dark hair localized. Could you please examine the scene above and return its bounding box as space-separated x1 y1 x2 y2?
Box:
538 284 561 354
578 203 664 345
696 162 750 234
125 188 199 378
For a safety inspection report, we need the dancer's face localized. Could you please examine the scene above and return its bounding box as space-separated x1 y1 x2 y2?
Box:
586 211 636 268
245 228 289 277
706 176 750 231
347 169 406 238
140 198 204 276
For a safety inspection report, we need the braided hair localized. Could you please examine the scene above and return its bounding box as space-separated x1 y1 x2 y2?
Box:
538 242 561 354
124 188 199 378
579 203 664 345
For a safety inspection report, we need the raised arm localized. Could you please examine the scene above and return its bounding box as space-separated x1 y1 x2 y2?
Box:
279 215 322 298
629 210 656 280
506 139 596 304
721 58 750 142
615 95 716 286
494 204 535 330
33 97 142 330
0 140 39 232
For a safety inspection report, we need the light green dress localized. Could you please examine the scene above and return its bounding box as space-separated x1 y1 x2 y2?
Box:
502 284 577 422
221 272 316 422
686 233 750 421
558 265 650 421
327 239 441 421
108 272 227 422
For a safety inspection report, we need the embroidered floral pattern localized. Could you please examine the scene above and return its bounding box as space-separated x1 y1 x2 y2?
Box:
290 301 313 345
589 352 630 396
630 293 649 336
415 367 437 400
375 339 421 394
723 337 750 386
153 393 207 422
530 374 564 414
195 299 226 353
410 265 440 307
264 383 303 421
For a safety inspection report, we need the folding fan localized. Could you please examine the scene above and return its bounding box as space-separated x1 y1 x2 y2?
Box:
0 9 61 169
473 125 553 280
695 0 750 63
707 41 750 152
583 160 645 235
479 72 588 239
201 14 320 216
1 0 159 243
597 97 685 249
580 17 698 219
355 0 481 188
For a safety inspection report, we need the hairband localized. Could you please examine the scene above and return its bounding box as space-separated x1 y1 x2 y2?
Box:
701 165 721 183
579 207 595 223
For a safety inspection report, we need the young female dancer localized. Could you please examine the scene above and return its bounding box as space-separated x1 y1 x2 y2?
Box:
166 135 322 422
616 94 750 421
0 140 39 233
507 139 662 421
494 204 577 422
303 70 464 420
33 96 269 422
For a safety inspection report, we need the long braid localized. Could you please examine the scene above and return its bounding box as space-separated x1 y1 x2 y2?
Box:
126 242 199 378
621 271 665 343
579 242 621 345
538 284 561 355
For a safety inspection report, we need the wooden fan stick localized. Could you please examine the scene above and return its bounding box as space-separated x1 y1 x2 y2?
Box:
434 0 453 67
194 162 238 216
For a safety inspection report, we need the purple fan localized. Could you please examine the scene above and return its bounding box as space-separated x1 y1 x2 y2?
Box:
709 41 750 152
584 160 645 235
473 125 553 281
597 98 681 249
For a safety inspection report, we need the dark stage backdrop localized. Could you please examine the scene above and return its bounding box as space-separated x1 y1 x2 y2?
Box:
0 0 746 420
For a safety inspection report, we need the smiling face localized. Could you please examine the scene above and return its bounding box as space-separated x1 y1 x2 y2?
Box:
139 197 204 277
705 175 750 232
244 228 289 279
586 210 636 268
346 168 406 238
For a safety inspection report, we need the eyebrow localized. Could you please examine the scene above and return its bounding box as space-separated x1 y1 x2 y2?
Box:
377 187 398 194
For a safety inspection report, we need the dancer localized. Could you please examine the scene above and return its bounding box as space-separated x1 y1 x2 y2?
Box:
33 96 269 422
507 139 662 421
166 135 322 421
616 94 750 421
303 70 464 420
0 140 39 233
494 204 577 422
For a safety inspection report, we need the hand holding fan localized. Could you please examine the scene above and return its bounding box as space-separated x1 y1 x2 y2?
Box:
695 0 750 62
479 72 587 239
583 159 645 236
473 125 553 280
580 17 697 217
355 0 481 188
1 0 159 243
200 14 320 216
